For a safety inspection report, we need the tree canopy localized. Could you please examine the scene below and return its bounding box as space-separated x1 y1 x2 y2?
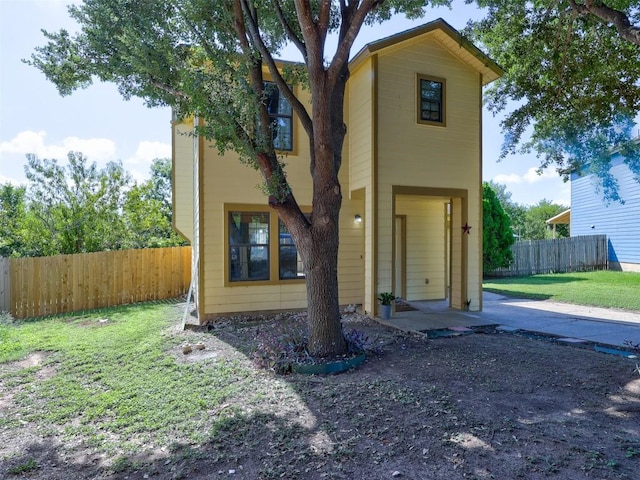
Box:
28 0 452 357
482 182 514 274
469 1 640 201
522 199 570 240
0 154 184 257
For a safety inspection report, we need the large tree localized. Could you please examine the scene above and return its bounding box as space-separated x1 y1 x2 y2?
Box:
23 152 131 255
122 160 187 249
484 180 526 238
522 199 570 240
28 0 449 357
469 1 640 202
0 184 28 257
482 182 514 274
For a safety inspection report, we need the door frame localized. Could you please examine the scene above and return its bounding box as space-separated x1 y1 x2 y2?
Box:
393 215 407 299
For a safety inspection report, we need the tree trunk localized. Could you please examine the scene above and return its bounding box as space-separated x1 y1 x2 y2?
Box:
303 227 345 358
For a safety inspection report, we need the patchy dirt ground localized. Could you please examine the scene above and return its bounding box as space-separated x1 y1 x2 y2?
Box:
1 310 639 480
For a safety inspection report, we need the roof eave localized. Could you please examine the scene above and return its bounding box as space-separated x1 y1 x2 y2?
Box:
349 18 503 85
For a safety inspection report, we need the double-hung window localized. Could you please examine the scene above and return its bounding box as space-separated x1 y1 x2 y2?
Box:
227 207 306 284
264 82 293 151
279 218 305 279
417 74 446 126
228 212 270 282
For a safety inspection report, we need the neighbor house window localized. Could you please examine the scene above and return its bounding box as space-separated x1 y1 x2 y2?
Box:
227 208 306 284
417 75 445 126
264 82 293 151
229 212 270 282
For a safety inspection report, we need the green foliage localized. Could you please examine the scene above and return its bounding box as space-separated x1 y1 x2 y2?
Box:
482 182 514 273
468 1 640 200
0 154 184 257
26 0 454 357
484 180 526 238
23 152 130 255
377 292 397 305
522 199 569 240
0 184 27 257
7 458 38 475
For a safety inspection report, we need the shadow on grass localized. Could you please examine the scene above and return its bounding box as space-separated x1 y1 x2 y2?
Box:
482 287 553 301
3 307 640 480
484 274 589 286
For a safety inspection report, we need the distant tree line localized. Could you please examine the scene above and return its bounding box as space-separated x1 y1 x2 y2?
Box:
0 152 187 258
484 181 569 241
482 181 569 274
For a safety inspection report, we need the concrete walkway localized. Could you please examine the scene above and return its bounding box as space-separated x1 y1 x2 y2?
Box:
379 292 640 351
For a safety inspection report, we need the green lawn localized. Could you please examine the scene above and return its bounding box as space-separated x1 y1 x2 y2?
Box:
0 302 254 461
483 270 640 311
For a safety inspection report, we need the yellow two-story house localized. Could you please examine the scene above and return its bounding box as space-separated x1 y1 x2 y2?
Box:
172 19 502 323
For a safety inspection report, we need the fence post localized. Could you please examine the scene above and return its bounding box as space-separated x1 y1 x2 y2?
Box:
0 257 9 313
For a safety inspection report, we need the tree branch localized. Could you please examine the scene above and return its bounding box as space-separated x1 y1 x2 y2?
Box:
317 0 332 46
149 79 188 100
272 0 307 60
570 0 640 46
240 0 314 137
327 0 380 87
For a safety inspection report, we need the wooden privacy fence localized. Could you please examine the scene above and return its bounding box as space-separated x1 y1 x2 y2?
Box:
1 247 191 319
489 234 608 277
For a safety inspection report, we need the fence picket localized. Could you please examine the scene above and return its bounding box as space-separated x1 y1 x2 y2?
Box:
490 234 607 277
0 257 9 313
5 247 191 319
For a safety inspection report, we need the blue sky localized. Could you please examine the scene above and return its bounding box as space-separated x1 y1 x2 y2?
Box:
0 0 570 206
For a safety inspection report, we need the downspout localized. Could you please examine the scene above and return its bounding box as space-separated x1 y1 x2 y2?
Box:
182 116 200 329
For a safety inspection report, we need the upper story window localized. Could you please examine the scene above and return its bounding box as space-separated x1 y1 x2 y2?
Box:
264 82 293 151
417 74 446 126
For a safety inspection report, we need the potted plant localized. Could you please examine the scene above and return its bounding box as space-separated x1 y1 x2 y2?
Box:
378 292 396 320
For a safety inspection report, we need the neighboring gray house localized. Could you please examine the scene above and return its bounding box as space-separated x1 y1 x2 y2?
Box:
571 150 640 271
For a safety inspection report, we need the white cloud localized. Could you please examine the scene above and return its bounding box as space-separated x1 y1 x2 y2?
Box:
0 131 170 185
522 167 557 183
493 173 523 184
125 141 172 182
493 167 558 186
127 141 171 165
0 130 117 163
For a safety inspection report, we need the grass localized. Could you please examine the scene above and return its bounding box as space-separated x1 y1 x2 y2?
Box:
0 301 256 458
483 270 640 310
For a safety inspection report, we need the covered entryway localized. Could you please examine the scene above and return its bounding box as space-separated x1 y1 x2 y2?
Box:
390 186 472 311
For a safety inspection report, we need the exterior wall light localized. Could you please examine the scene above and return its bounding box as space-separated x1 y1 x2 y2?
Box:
354 214 362 224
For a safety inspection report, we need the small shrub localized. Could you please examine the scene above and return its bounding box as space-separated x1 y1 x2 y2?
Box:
377 292 396 306
8 458 38 475
253 315 310 374
0 310 14 325
344 329 382 356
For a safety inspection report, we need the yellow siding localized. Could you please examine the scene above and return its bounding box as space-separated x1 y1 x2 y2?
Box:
348 57 373 192
374 34 483 311
174 27 492 318
172 121 195 241
198 86 364 317
396 196 447 301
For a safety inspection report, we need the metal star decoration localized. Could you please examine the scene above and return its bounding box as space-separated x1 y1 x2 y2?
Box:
462 223 471 235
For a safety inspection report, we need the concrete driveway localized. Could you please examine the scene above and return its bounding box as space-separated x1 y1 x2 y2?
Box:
380 292 640 350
